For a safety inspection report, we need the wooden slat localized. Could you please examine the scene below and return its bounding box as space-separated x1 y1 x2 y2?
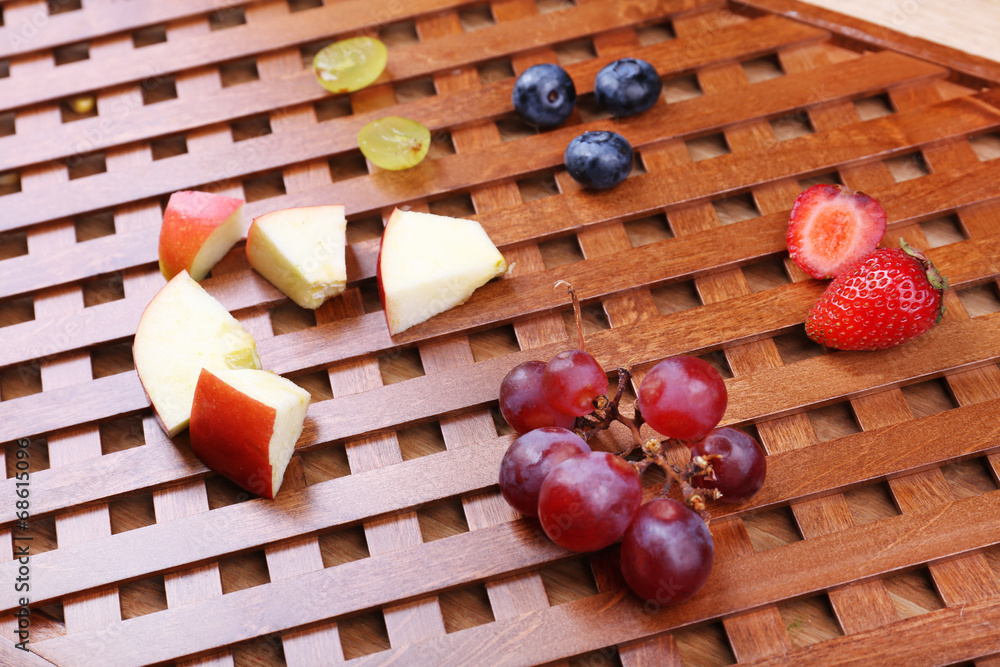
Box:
571 15 683 664
3 1 1000 663
30 487 1000 665
9 0 123 646
666 14 820 657
414 0 558 637
1 51 971 233
0 428 507 612
0 0 475 112
5 242 1000 447
318 63 451 648
737 0 1000 85
30 519 565 667
0 0 254 61
0 47 945 301
5 147 1000 369
0 637 58 666
0 269 284 370
248 3 346 661
0 12 822 174
0 0 707 116
272 306 1000 473
888 78 1000 607
743 595 1000 666
150 13 242 667
5 376 999 610
0 11 821 232
6 78 993 239
778 41 1000 622
761 38 898 642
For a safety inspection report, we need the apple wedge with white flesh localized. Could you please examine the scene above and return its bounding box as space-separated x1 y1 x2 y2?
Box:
377 208 508 335
190 368 311 500
158 190 245 281
133 271 261 437
246 205 348 310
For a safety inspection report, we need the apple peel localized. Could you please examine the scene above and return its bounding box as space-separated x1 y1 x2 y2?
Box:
190 368 310 500
158 190 245 282
133 271 261 438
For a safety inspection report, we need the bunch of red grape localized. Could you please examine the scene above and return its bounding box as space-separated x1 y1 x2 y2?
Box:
497 291 766 608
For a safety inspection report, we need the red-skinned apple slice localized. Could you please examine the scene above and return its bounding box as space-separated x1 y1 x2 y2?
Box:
133 271 261 437
190 368 310 499
377 208 507 335
159 190 245 281
246 205 347 310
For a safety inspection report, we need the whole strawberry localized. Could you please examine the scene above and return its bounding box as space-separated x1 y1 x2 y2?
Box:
805 241 947 351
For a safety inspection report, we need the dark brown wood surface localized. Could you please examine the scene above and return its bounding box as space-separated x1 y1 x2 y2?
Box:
2 0 1000 665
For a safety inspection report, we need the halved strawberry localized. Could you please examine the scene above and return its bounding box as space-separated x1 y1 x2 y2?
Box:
787 184 887 279
805 241 948 351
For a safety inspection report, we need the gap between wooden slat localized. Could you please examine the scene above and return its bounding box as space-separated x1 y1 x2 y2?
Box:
0 0 707 116
0 46 949 309
145 12 243 667
0 0 255 61
741 591 1000 666
3 374 999 612
885 75 1000 608
7 0 122 646
413 0 558 644
246 1 346 661
0 12 823 175
4 263 1000 450
29 487 1000 666
5 44 964 233
4 153 999 373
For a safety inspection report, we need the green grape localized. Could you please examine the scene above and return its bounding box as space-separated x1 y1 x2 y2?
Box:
358 116 431 171
313 36 388 94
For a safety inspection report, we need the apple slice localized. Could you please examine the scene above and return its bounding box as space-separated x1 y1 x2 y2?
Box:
377 208 507 335
246 205 348 310
190 368 310 500
133 271 261 437
159 190 245 281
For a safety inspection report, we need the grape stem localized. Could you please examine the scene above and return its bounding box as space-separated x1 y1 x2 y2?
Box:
645 454 721 519
575 367 642 444
555 280 586 351
550 283 723 517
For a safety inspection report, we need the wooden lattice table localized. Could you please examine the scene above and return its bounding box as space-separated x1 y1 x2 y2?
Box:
1 0 1000 665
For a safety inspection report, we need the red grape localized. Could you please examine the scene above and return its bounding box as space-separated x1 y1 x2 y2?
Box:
500 361 577 434
620 498 714 608
637 356 727 441
542 349 609 417
498 427 590 517
537 451 641 551
691 427 766 503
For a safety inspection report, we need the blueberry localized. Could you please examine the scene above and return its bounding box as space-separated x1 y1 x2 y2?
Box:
512 63 576 128
564 131 633 190
594 58 662 117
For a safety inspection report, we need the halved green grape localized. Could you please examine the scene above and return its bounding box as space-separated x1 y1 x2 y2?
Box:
313 36 388 94
358 116 431 171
